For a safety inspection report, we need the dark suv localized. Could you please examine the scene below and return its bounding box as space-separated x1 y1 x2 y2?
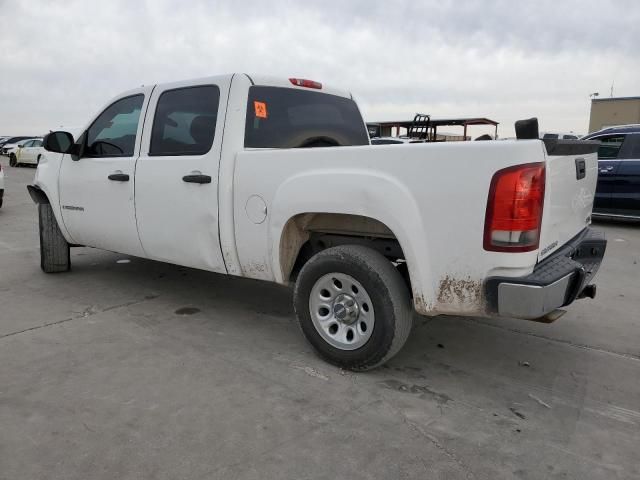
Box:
583 125 640 219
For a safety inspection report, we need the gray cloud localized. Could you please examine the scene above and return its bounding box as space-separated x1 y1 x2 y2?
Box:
1 0 638 136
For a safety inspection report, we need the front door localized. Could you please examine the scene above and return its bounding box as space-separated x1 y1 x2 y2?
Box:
134 78 229 272
59 88 154 255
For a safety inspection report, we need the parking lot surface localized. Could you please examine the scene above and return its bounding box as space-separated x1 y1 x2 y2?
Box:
1 158 639 480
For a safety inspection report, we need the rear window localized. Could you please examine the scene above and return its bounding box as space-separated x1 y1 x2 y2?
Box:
244 86 369 148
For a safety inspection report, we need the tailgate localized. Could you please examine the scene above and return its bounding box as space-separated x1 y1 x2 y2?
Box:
537 139 600 261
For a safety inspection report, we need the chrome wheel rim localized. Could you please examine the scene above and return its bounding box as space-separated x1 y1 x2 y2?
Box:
309 273 375 350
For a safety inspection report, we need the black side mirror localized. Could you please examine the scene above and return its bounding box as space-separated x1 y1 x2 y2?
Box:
43 131 74 154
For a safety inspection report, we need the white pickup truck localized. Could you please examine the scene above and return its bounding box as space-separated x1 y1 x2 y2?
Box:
29 73 606 370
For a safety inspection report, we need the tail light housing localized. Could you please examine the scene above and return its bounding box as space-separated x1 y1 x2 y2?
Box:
289 78 322 89
484 162 545 252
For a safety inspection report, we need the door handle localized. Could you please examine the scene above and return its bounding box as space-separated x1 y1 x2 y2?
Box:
599 166 614 173
108 172 130 181
182 174 212 184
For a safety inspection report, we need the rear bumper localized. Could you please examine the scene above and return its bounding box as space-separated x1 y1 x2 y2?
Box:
485 227 606 320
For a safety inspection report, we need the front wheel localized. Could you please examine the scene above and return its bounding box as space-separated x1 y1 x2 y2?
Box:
38 203 70 273
293 245 413 371
9 154 17 167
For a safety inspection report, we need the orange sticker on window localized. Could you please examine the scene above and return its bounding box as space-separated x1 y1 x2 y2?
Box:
254 101 268 119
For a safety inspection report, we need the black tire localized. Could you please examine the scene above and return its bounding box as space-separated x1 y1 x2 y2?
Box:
294 245 413 371
9 154 16 167
38 203 70 273
37 154 42 165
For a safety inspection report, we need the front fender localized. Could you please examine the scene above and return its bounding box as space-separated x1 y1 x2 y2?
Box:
31 152 75 244
269 168 436 314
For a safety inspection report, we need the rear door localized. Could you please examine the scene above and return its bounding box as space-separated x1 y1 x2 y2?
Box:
134 77 229 272
31 139 44 164
592 134 626 213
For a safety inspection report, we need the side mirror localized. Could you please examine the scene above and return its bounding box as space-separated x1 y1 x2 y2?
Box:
43 131 74 154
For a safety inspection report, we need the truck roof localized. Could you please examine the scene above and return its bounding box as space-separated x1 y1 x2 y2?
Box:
133 74 353 101
245 74 352 99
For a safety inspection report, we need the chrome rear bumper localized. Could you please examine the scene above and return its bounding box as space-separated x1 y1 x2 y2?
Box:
485 228 606 320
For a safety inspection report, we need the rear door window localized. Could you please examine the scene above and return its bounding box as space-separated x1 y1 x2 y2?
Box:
244 86 369 148
149 85 220 156
596 135 626 159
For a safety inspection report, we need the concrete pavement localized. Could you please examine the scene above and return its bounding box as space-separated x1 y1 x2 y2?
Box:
1 158 639 479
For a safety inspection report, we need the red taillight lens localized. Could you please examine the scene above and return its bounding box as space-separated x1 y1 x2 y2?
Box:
289 78 322 89
484 162 545 252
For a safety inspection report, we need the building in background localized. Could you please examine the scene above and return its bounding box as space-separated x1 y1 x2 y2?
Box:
589 96 640 133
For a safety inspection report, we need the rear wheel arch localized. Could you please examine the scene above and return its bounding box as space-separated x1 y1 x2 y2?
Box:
279 212 413 293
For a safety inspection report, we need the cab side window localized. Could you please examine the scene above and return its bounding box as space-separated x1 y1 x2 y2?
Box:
149 85 220 156
86 95 144 158
22 140 34 147
597 135 626 160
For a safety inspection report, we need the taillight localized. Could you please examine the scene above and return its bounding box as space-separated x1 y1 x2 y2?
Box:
483 162 545 252
289 78 322 89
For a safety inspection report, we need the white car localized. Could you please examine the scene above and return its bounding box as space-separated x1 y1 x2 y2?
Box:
30 73 606 370
6 138 39 166
14 138 44 166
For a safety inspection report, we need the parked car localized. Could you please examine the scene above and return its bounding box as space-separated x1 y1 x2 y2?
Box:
582 124 640 219
541 132 580 140
1 136 35 155
5 138 38 166
14 138 44 167
30 73 606 370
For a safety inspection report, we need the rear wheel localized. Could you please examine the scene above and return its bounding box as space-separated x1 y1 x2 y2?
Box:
293 245 413 370
38 203 70 273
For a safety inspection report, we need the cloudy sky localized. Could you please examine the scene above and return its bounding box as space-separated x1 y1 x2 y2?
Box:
1 0 639 137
